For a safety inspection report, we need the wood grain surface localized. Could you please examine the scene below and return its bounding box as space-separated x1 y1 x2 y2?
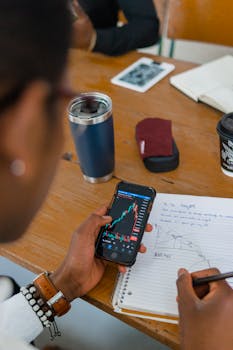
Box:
1 50 232 350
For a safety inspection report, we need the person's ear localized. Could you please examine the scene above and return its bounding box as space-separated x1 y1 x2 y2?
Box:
0 81 51 180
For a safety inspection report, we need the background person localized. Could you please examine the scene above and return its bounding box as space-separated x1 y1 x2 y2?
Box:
71 0 160 55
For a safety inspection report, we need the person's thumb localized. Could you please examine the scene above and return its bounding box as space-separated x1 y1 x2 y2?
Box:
176 268 198 305
83 213 112 241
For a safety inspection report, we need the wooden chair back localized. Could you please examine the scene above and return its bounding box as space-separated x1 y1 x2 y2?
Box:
167 0 233 47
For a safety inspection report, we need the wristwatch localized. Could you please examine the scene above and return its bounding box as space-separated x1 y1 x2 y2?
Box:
33 272 71 317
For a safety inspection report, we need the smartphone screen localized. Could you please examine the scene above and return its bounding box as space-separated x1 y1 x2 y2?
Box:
95 181 156 266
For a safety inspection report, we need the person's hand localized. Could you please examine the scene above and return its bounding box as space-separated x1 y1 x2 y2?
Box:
176 267 233 350
70 1 96 50
51 206 151 302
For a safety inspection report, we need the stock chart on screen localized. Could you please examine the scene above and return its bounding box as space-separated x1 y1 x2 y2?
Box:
101 190 151 255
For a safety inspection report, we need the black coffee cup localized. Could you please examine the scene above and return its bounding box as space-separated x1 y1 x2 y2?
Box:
216 112 233 177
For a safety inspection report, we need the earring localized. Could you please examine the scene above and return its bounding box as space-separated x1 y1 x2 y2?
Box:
10 159 26 177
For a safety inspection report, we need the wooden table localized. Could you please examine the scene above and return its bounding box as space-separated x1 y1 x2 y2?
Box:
1 50 233 350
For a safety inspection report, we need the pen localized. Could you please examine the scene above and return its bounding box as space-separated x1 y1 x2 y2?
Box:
192 271 233 287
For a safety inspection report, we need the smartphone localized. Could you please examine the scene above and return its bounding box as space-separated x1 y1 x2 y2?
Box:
95 181 156 266
111 57 175 93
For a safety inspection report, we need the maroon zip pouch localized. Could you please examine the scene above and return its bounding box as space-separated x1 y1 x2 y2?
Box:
135 117 179 172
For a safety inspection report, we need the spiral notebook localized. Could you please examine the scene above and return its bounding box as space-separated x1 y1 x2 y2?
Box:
112 193 233 323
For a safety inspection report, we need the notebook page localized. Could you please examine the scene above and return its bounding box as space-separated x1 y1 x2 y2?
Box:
117 193 233 317
170 55 233 102
200 86 233 113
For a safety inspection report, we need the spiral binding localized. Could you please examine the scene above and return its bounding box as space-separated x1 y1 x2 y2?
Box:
119 268 132 303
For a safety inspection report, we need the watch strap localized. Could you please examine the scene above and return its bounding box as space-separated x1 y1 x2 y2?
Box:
33 272 71 317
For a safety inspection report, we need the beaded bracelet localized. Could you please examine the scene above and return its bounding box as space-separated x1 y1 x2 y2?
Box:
20 284 54 327
20 284 60 339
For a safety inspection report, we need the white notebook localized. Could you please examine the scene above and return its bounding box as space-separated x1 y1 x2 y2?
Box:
170 55 233 113
112 193 233 324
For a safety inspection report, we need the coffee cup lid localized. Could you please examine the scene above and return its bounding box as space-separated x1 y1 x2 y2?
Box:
217 112 233 139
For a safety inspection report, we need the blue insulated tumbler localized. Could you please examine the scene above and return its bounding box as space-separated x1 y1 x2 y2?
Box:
68 92 115 183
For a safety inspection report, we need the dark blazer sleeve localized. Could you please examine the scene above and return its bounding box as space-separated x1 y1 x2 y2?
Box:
93 0 160 56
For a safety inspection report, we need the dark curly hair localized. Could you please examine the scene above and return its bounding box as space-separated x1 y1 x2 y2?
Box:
0 0 72 112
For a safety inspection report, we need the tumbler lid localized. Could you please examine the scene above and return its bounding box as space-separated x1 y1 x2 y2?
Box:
68 92 112 125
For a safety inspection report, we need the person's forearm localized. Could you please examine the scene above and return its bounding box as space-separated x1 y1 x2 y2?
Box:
0 293 43 343
94 20 159 56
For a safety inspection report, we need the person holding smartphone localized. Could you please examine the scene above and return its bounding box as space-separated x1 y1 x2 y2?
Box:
0 2 150 349
0 2 233 350
70 0 160 55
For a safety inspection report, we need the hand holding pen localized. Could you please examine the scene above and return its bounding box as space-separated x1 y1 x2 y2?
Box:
177 267 233 350
192 270 233 286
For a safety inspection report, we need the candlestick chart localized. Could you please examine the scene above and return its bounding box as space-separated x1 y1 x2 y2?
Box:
103 200 139 240
98 189 151 259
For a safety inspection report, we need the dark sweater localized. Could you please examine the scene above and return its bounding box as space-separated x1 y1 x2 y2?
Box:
78 0 159 56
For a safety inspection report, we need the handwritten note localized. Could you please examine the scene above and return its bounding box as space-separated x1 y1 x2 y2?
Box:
156 195 233 228
114 193 233 320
